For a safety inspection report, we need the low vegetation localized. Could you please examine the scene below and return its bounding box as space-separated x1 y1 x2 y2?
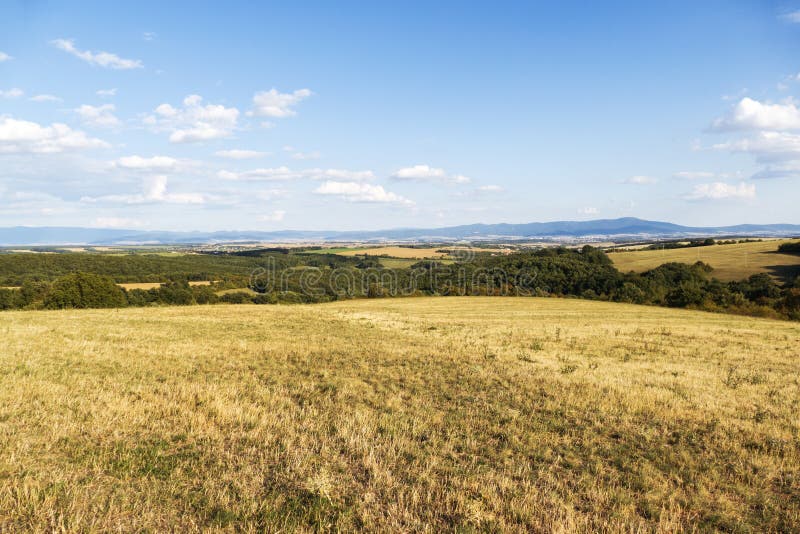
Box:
0 298 797 531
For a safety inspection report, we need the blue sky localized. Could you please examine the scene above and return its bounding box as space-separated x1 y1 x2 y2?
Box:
1 0 799 231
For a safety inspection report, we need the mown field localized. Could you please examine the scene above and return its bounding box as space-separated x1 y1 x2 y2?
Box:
1 297 799 531
611 239 800 282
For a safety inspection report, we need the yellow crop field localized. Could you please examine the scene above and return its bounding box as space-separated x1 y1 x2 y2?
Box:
117 282 163 290
335 246 451 258
1 297 798 531
611 239 800 281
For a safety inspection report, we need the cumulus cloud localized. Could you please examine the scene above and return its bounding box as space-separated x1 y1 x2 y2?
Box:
249 88 312 118
713 131 800 162
29 94 62 103
0 88 24 99
314 181 413 205
51 38 143 69
75 104 121 128
145 94 239 143
0 52 12 62
81 175 204 205
257 210 286 222
711 97 800 131
391 164 471 184
218 167 374 182
623 175 657 185
114 155 183 172
96 88 117 98
214 149 267 159
0 117 109 154
750 161 800 180
684 182 755 200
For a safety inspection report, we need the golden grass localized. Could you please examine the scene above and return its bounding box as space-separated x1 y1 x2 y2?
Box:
1 297 799 531
335 246 451 258
117 282 163 290
117 281 213 290
214 287 259 296
611 239 800 281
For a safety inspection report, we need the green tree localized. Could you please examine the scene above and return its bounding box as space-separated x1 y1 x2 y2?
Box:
44 272 127 309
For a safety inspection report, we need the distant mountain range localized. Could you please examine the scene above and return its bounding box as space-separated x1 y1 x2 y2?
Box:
1 217 799 246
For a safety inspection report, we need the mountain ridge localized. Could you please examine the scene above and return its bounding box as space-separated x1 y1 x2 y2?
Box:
1 217 799 245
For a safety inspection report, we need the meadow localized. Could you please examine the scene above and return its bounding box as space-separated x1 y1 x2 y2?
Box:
610 239 800 282
1 297 798 531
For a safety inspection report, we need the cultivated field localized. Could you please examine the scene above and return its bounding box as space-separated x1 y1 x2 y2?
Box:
1 298 799 531
319 246 451 259
611 239 800 281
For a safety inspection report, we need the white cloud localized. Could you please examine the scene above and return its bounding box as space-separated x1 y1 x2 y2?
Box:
713 131 800 162
257 210 286 222
214 149 267 159
0 52 12 62
477 184 504 192
114 155 181 172
96 88 117 98
673 171 715 180
290 150 321 160
29 94 62 103
143 32 157 41
685 182 755 200
578 207 599 215
781 10 800 23
75 104 120 128
0 117 109 154
750 161 800 180
81 175 204 205
218 167 374 182
145 94 239 143
249 88 312 118
623 175 657 185
391 164 471 184
314 181 413 205
51 38 143 69
0 88 24 99
712 97 800 131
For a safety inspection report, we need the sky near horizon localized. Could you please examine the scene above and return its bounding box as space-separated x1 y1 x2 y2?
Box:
1 0 800 231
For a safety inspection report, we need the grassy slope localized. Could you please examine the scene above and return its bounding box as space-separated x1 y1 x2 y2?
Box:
1 297 799 531
611 239 800 282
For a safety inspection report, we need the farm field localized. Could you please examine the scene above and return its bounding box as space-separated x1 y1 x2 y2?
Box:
118 281 214 291
313 246 451 258
611 239 800 281
1 297 798 531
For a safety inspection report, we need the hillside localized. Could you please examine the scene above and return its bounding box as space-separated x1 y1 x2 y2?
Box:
611 239 800 282
1 298 798 531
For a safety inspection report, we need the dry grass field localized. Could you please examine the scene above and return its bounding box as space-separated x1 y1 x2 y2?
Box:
332 246 451 259
117 281 214 291
1 297 799 531
117 282 164 290
611 239 800 282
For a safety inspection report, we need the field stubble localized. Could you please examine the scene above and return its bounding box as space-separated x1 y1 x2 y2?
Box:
0 297 799 531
